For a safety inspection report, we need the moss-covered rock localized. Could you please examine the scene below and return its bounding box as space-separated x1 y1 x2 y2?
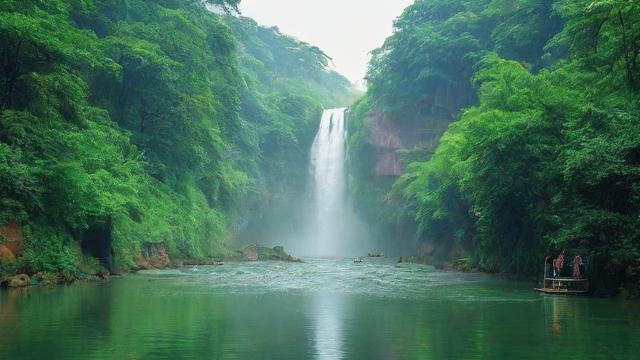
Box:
8 274 30 288
235 244 302 262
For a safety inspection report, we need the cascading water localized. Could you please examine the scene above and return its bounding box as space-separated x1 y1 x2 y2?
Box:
308 108 348 257
297 108 369 257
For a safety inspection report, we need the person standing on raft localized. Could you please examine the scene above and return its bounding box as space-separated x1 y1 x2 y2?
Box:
573 255 583 279
554 251 565 277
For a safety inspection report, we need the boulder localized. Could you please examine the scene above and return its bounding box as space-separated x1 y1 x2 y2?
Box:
134 256 153 270
135 242 170 270
8 274 30 288
148 253 170 269
239 244 302 262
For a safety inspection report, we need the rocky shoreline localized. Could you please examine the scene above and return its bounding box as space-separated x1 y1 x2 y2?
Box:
0 244 302 290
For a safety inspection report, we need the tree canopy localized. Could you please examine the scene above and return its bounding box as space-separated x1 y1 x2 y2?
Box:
349 0 640 293
0 0 355 276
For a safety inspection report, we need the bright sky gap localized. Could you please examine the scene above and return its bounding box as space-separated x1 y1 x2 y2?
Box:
239 0 415 87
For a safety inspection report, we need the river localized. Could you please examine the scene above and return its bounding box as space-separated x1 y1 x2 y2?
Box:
1 258 638 359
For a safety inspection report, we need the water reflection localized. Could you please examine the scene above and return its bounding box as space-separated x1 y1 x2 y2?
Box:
312 293 345 360
550 296 564 335
542 295 584 337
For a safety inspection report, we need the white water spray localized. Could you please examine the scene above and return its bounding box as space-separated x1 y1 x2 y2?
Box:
298 108 369 257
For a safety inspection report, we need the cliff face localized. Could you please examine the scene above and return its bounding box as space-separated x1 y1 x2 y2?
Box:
0 221 23 261
346 99 460 256
367 112 405 176
362 110 452 178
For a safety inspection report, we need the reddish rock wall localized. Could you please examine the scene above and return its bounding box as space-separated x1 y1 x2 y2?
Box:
0 221 24 260
363 111 449 177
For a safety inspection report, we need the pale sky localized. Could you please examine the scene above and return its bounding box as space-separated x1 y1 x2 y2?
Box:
239 0 415 87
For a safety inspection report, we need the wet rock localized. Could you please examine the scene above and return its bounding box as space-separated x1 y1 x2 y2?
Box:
8 274 30 288
135 242 170 270
134 256 152 270
59 273 76 284
96 269 110 280
180 259 225 266
397 255 432 265
32 272 45 283
148 255 170 269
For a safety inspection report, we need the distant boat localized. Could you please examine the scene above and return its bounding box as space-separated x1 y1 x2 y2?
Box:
368 252 384 258
353 258 364 263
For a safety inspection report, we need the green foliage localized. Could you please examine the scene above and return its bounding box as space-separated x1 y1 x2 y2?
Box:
351 0 640 291
0 0 355 274
22 226 79 275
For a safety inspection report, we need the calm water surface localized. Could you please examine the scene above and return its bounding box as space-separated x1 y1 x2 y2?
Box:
1 258 639 359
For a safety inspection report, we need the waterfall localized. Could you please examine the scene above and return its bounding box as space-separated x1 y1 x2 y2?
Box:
293 107 369 257
307 108 348 257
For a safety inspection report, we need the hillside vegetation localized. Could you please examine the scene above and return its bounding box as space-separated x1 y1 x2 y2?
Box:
348 0 640 293
0 0 355 277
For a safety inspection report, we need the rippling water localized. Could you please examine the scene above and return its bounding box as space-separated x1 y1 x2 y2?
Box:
1 258 639 359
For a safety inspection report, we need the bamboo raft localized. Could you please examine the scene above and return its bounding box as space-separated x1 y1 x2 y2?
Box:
534 277 589 295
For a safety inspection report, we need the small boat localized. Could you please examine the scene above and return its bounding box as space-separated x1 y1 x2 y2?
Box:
353 258 364 264
368 252 384 258
534 255 589 295
534 277 589 295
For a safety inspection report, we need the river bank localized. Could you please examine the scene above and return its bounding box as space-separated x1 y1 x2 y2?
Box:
0 244 301 290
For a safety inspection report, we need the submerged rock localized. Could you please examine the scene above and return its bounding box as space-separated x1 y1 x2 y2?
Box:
8 274 30 288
